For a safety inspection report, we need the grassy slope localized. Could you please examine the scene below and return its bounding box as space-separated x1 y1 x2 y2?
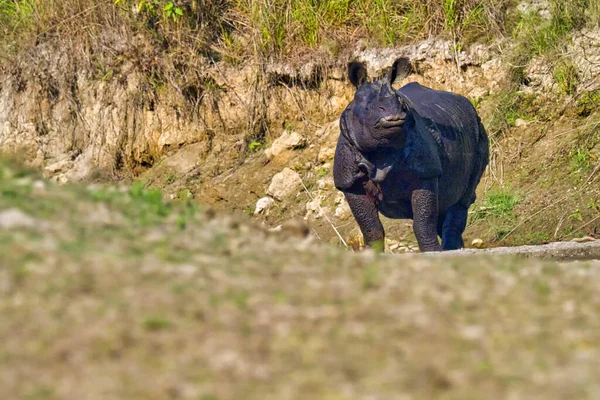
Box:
2 163 600 399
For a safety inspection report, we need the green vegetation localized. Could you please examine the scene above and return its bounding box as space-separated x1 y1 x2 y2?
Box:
470 188 519 240
570 149 592 173
486 90 536 136
553 59 579 95
577 91 600 117
0 0 513 59
472 188 519 222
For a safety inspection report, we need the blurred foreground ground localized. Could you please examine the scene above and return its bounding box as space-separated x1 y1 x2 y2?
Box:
1 158 600 400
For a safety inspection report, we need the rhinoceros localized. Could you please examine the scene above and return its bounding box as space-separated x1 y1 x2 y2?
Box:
333 57 489 252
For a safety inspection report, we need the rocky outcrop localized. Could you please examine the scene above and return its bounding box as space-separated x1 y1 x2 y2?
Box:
569 28 600 92
264 130 306 160
267 168 303 200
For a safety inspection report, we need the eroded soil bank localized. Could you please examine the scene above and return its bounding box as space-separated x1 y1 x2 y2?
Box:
1 27 600 249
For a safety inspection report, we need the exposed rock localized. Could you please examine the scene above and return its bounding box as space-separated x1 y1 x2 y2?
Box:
468 87 489 101
334 201 352 220
471 238 484 248
63 147 95 182
514 119 529 127
305 195 326 220
317 146 336 163
266 168 302 200
0 208 37 229
481 58 510 93
524 57 555 92
45 159 73 174
517 0 551 20
315 120 340 139
254 196 275 215
569 28 600 92
265 130 306 160
352 39 492 78
317 176 334 190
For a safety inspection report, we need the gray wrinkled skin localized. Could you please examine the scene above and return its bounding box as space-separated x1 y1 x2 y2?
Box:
334 58 489 252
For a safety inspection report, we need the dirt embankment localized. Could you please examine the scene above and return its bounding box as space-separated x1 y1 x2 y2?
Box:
1 26 600 248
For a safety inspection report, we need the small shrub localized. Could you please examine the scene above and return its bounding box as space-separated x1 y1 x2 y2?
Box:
576 91 600 117
569 149 591 173
248 141 262 152
553 60 579 95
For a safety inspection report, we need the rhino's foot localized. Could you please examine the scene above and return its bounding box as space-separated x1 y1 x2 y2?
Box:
365 239 385 253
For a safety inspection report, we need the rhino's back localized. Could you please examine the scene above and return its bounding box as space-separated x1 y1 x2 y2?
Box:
394 82 483 212
397 82 480 141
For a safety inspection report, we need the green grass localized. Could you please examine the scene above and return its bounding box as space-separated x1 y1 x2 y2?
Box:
570 149 592 173
576 91 600 117
485 91 536 136
0 0 511 59
553 59 579 95
507 0 594 86
470 188 519 240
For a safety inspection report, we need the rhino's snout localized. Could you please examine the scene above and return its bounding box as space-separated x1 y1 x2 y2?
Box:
375 112 407 129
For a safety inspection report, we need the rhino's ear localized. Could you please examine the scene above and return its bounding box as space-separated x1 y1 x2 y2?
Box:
348 61 367 88
387 57 412 85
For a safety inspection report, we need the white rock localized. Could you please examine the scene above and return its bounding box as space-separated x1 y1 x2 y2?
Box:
317 177 334 190
335 201 352 220
266 168 303 200
569 28 600 92
318 146 336 163
334 191 345 205
32 180 46 194
515 119 528 127
517 0 551 20
471 238 484 248
0 208 37 229
305 196 324 220
467 87 489 101
254 196 275 215
264 130 306 160
45 159 73 174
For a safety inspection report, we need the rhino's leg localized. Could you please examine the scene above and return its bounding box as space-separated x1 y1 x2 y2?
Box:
437 215 446 239
344 190 385 253
412 179 443 252
441 204 468 250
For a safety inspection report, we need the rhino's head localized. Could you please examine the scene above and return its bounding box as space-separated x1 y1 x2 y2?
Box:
343 57 414 153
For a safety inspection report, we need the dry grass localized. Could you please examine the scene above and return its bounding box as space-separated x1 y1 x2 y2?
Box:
1 0 514 61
